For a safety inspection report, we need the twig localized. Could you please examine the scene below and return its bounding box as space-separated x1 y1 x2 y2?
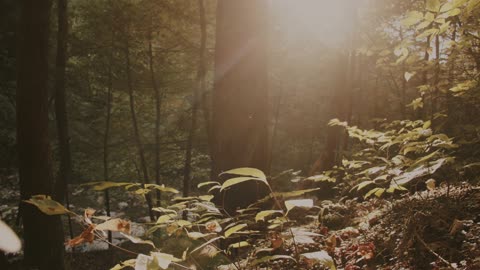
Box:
288 228 300 260
414 231 455 269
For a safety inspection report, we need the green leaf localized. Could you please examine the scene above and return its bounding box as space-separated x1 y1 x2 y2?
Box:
426 0 441 12
391 158 448 186
224 223 247 238
355 181 375 191
220 177 268 191
401 11 424 26
110 259 136 270
447 8 462 16
156 214 173 224
220 167 266 180
24 195 70 215
197 181 220 188
300 251 336 270
417 28 439 39
255 210 283 222
273 188 320 199
83 181 130 191
151 207 177 214
120 233 156 248
364 188 385 199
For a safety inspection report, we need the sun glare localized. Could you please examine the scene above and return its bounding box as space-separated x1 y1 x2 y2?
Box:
272 0 369 47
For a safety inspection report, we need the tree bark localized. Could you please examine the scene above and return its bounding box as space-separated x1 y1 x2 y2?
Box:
147 23 163 206
183 0 207 197
212 0 270 213
125 40 155 221
53 0 74 240
17 0 65 269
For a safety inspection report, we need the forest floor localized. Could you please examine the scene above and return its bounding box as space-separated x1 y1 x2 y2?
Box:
1 176 480 270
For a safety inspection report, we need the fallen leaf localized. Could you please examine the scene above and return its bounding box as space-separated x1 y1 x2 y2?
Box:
66 225 95 247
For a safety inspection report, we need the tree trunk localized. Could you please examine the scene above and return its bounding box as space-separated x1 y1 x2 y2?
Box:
212 0 270 213
53 0 74 240
103 40 113 243
125 40 155 221
147 25 163 206
322 52 349 172
183 0 207 197
17 0 65 269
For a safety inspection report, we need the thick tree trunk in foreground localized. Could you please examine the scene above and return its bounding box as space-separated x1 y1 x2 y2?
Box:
212 1 270 213
17 0 65 269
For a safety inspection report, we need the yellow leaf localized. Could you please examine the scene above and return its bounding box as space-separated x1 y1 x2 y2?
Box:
255 210 283 222
220 167 267 180
24 195 70 215
220 177 268 191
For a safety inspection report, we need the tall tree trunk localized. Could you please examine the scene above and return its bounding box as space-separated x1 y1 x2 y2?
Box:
103 43 113 243
432 34 441 123
445 23 457 132
183 0 207 197
53 0 74 239
125 40 154 221
148 25 163 206
322 52 349 172
212 0 270 213
17 0 65 269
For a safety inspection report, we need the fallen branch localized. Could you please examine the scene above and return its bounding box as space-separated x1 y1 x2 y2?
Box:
414 231 455 269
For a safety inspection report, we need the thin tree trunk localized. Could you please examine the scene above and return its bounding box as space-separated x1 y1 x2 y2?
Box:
446 23 457 132
103 47 113 244
148 26 163 206
269 87 284 171
432 34 441 123
399 28 407 119
183 0 207 197
17 0 65 269
125 40 155 221
53 0 73 240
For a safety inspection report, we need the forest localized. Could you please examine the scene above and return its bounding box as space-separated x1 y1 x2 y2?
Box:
1 0 480 269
